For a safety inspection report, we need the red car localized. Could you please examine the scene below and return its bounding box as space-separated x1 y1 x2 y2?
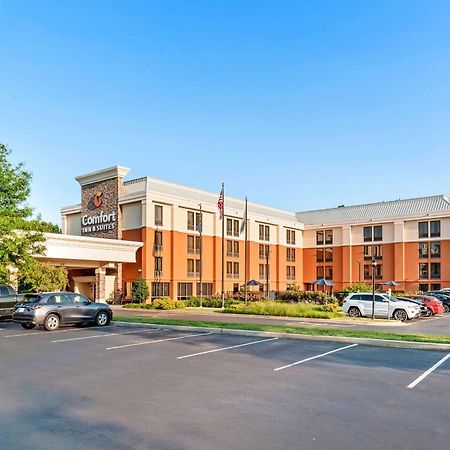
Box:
409 295 444 316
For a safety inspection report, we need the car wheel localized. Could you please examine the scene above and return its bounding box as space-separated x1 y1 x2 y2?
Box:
348 307 361 318
423 308 433 317
21 323 35 330
95 311 110 327
444 304 450 314
44 314 60 331
393 309 408 322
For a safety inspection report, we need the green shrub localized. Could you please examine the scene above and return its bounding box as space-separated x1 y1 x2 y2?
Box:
277 290 336 305
185 296 242 308
131 277 149 303
223 300 342 319
123 303 154 310
153 297 186 310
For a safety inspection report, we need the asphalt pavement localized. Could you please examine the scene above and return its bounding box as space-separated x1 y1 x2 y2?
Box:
112 305 450 335
1 321 449 450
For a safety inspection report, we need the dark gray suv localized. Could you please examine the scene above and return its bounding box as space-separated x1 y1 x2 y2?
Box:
13 292 113 331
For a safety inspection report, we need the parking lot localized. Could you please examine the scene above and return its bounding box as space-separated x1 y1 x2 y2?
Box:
1 321 449 450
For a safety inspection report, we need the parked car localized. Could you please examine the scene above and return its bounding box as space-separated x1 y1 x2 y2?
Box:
427 291 450 313
13 292 112 331
342 293 421 321
0 285 25 320
400 297 429 316
407 295 444 317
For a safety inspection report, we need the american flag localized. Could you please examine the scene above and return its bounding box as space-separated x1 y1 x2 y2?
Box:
217 186 224 220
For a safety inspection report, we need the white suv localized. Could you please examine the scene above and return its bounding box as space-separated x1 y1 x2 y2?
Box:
342 293 421 321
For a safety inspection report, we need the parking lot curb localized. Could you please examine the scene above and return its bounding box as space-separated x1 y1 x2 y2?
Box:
114 321 450 352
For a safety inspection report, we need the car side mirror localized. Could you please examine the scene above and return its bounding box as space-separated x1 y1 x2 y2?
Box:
383 299 389 303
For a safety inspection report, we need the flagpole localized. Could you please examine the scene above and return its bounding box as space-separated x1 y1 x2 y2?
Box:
198 203 203 308
244 197 248 305
221 182 225 309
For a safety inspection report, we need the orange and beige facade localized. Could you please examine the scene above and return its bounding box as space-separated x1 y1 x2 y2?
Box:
59 166 450 301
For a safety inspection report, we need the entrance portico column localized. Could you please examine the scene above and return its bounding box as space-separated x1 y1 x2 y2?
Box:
95 267 107 302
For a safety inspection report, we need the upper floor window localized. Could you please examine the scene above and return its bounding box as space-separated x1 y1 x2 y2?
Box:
316 248 324 263
155 205 163 226
430 220 441 238
187 235 201 254
227 218 239 237
364 225 382 242
259 224 270 241
227 240 240 257
287 247 296 262
259 244 269 259
431 242 441 258
324 230 333 245
187 211 201 231
286 229 296 245
316 231 324 246
419 220 440 239
324 248 333 262
154 231 163 251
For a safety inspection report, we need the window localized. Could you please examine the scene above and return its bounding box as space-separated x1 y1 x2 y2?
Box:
155 205 163 226
287 266 296 280
177 283 193 300
419 263 429 279
152 282 169 298
154 257 163 276
325 248 333 262
373 245 382 260
196 283 213 296
316 231 324 246
419 283 429 293
227 218 239 237
187 235 201 254
373 226 382 242
375 264 382 280
286 229 296 245
227 240 239 257
154 231 163 252
418 221 428 238
430 220 441 238
418 242 428 259
325 266 333 281
259 264 269 279
227 262 239 278
187 211 201 231
259 224 270 241
316 266 324 279
364 265 371 280
233 262 239 278
431 242 440 258
364 245 372 260
259 244 269 259
325 230 333 245
187 259 200 277
363 227 372 242
431 283 441 291
287 248 296 262
431 262 441 279
316 249 324 263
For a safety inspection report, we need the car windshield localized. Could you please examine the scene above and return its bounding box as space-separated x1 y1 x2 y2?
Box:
21 294 41 304
387 297 400 302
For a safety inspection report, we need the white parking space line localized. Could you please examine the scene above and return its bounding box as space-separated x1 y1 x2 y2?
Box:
407 353 450 389
177 337 278 360
106 332 213 350
51 328 162 343
3 325 116 338
274 344 359 372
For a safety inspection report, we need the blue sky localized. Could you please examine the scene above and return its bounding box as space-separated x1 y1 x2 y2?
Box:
1 1 450 224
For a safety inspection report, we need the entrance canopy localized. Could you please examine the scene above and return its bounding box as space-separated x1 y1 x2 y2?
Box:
36 233 142 269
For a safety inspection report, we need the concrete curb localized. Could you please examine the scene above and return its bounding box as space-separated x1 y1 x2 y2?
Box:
114 321 450 352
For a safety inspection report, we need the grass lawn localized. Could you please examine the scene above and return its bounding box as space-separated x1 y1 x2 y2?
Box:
114 315 450 345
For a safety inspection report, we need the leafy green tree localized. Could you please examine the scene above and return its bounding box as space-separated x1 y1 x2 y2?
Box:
18 260 68 292
131 277 150 303
0 143 63 285
341 283 373 295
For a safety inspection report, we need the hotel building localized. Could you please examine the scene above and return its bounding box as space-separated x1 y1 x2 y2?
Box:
52 166 450 301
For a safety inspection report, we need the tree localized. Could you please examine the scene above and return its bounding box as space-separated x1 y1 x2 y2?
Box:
18 259 68 292
0 143 65 286
131 277 149 303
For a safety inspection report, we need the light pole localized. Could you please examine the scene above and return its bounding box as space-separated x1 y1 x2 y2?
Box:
371 258 377 319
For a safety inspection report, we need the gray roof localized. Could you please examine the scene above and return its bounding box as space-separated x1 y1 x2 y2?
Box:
296 195 450 226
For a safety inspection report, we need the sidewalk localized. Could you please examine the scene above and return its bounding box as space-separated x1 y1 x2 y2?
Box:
110 305 449 334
